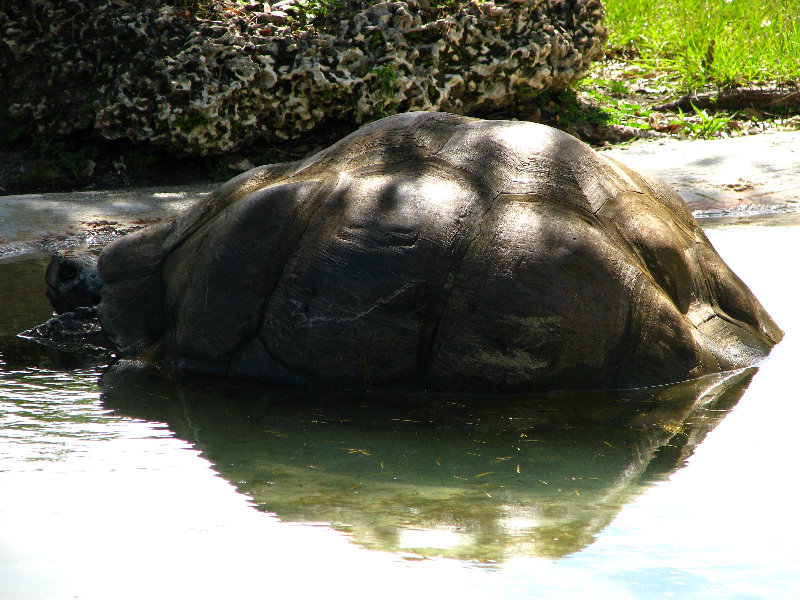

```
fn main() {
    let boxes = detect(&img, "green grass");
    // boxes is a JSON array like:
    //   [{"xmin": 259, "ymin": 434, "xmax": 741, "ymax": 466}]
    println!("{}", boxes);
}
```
[
  {"xmin": 604, "ymin": 0, "xmax": 800, "ymax": 88},
  {"xmin": 676, "ymin": 103, "xmax": 736, "ymax": 136}
]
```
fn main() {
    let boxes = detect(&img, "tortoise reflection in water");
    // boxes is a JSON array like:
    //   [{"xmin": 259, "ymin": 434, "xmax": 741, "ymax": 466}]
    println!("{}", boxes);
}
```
[
  {"xmin": 101, "ymin": 366, "xmax": 756, "ymax": 560},
  {"xmin": 49, "ymin": 112, "xmax": 781, "ymax": 391}
]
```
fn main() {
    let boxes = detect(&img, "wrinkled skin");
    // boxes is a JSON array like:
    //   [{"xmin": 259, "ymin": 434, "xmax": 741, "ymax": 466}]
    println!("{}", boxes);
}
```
[{"xmin": 94, "ymin": 112, "xmax": 782, "ymax": 392}]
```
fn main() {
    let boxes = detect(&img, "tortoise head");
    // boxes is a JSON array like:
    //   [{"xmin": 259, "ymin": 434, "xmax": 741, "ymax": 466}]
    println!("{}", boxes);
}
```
[{"xmin": 45, "ymin": 250, "xmax": 103, "ymax": 314}]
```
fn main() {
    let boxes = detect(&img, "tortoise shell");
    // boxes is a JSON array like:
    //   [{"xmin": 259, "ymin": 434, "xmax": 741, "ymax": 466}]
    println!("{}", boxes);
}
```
[{"xmin": 97, "ymin": 112, "xmax": 782, "ymax": 391}]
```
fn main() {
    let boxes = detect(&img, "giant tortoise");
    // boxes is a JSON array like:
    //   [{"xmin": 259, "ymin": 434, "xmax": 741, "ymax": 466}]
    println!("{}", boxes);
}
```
[{"xmin": 93, "ymin": 111, "xmax": 782, "ymax": 392}]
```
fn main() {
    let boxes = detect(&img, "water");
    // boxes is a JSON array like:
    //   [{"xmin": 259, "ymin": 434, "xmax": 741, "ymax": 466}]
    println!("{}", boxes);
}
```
[{"xmin": 1, "ymin": 216, "xmax": 799, "ymax": 600}]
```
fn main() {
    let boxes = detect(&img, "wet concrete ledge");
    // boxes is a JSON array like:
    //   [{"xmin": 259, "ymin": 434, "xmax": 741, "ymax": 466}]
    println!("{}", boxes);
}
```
[
  {"xmin": 601, "ymin": 130, "xmax": 800, "ymax": 215},
  {"xmin": 0, "ymin": 184, "xmax": 214, "ymax": 259},
  {"xmin": 1, "ymin": 131, "xmax": 798, "ymax": 260}
]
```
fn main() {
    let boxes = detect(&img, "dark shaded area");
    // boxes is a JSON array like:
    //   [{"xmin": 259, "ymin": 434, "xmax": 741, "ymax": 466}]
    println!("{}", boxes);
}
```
[
  {"xmin": 0, "ymin": 119, "xmax": 348, "ymax": 195},
  {"xmin": 0, "ymin": 92, "xmax": 622, "ymax": 196},
  {"xmin": 655, "ymin": 85, "xmax": 800, "ymax": 113}
]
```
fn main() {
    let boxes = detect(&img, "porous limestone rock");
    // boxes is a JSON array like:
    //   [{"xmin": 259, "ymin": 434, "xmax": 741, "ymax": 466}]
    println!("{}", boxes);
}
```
[{"xmin": 0, "ymin": 0, "xmax": 607, "ymax": 154}]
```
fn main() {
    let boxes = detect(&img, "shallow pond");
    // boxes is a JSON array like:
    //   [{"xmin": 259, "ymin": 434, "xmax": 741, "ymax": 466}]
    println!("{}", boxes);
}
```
[{"xmin": 1, "ymin": 215, "xmax": 799, "ymax": 599}]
